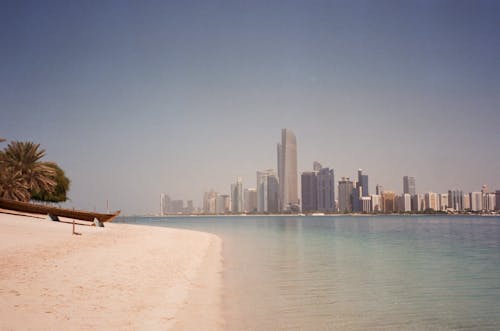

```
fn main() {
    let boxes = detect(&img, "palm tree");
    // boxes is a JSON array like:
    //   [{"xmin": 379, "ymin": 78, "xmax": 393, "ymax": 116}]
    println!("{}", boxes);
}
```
[
  {"xmin": 0, "ymin": 167, "xmax": 30, "ymax": 201},
  {"xmin": 0, "ymin": 141, "xmax": 56, "ymax": 201},
  {"xmin": 31, "ymin": 162, "xmax": 70, "ymax": 203}
]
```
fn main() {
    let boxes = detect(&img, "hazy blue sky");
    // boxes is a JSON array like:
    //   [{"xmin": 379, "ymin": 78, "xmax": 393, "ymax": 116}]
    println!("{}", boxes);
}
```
[{"xmin": 1, "ymin": 0, "xmax": 499, "ymax": 214}]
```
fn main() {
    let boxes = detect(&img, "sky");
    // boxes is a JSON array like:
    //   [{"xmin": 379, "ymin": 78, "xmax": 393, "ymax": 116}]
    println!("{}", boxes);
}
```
[{"xmin": 1, "ymin": 0, "xmax": 499, "ymax": 215}]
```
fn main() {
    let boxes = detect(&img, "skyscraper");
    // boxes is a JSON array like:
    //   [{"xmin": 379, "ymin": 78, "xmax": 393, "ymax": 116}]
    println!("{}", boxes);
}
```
[
  {"xmin": 231, "ymin": 177, "xmax": 243, "ymax": 213},
  {"xmin": 257, "ymin": 169, "xmax": 279, "ymax": 213},
  {"xmin": 381, "ymin": 191, "xmax": 396, "ymax": 213},
  {"xmin": 301, "ymin": 171, "xmax": 318, "ymax": 212},
  {"xmin": 244, "ymin": 188, "xmax": 257, "ymax": 213},
  {"xmin": 353, "ymin": 169, "xmax": 369, "ymax": 212},
  {"xmin": 160, "ymin": 193, "xmax": 167, "ymax": 216},
  {"xmin": 313, "ymin": 161, "xmax": 322, "ymax": 172},
  {"xmin": 317, "ymin": 168, "xmax": 335, "ymax": 212},
  {"xmin": 338, "ymin": 177, "xmax": 354, "ymax": 213},
  {"xmin": 277, "ymin": 129, "xmax": 298, "ymax": 211},
  {"xmin": 403, "ymin": 176, "xmax": 416, "ymax": 195},
  {"xmin": 160, "ymin": 193, "xmax": 171, "ymax": 215},
  {"xmin": 448, "ymin": 190, "xmax": 464, "ymax": 211},
  {"xmin": 471, "ymin": 192, "xmax": 482, "ymax": 211},
  {"xmin": 358, "ymin": 169, "xmax": 369, "ymax": 197}
]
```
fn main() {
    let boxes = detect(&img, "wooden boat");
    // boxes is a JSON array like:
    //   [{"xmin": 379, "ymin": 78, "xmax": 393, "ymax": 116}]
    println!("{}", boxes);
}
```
[{"xmin": 0, "ymin": 198, "xmax": 120, "ymax": 223}]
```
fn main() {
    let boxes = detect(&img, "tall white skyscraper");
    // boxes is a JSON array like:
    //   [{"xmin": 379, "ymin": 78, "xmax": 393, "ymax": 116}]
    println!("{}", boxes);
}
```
[
  {"xmin": 277, "ymin": 128, "xmax": 298, "ymax": 211},
  {"xmin": 231, "ymin": 177, "xmax": 243, "ymax": 213}
]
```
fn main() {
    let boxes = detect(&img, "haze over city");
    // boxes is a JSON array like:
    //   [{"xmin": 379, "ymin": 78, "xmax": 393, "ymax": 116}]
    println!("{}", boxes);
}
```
[{"xmin": 2, "ymin": 1, "xmax": 499, "ymax": 215}]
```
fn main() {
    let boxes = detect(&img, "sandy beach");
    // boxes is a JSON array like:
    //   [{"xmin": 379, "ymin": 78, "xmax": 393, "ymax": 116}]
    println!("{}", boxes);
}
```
[{"xmin": 0, "ymin": 211, "xmax": 222, "ymax": 330}]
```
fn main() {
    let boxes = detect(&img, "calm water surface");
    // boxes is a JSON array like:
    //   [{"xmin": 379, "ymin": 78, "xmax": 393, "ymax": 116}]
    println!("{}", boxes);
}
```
[{"xmin": 119, "ymin": 216, "xmax": 500, "ymax": 330}]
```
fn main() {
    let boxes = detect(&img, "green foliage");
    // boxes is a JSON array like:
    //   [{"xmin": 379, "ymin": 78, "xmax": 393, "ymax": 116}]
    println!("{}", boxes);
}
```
[
  {"xmin": 0, "ymin": 140, "xmax": 69, "ymax": 202},
  {"xmin": 31, "ymin": 163, "xmax": 70, "ymax": 203}
]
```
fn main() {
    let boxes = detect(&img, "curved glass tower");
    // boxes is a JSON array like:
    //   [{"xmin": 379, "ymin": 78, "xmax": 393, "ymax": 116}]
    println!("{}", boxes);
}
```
[{"xmin": 277, "ymin": 128, "xmax": 298, "ymax": 211}]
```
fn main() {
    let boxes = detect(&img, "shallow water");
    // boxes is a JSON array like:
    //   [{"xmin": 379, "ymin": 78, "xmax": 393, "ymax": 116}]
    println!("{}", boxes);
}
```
[{"xmin": 119, "ymin": 215, "xmax": 500, "ymax": 330}]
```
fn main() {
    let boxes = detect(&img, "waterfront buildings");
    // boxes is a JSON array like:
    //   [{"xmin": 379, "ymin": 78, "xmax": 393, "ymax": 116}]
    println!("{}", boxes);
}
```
[
  {"xmin": 301, "ymin": 171, "xmax": 317, "ymax": 213},
  {"xmin": 424, "ymin": 192, "xmax": 438, "ymax": 211},
  {"xmin": 338, "ymin": 177, "xmax": 354, "ymax": 212},
  {"xmin": 277, "ymin": 129, "xmax": 299, "ymax": 211},
  {"xmin": 439, "ymin": 193, "xmax": 449, "ymax": 211},
  {"xmin": 361, "ymin": 196, "xmax": 371, "ymax": 213},
  {"xmin": 371, "ymin": 194, "xmax": 381, "ymax": 212},
  {"xmin": 448, "ymin": 190, "xmax": 464, "ymax": 211},
  {"xmin": 403, "ymin": 193, "xmax": 412, "ymax": 212},
  {"xmin": 244, "ymin": 188, "xmax": 257, "ymax": 213},
  {"xmin": 471, "ymin": 192, "xmax": 482, "ymax": 211},
  {"xmin": 353, "ymin": 169, "xmax": 369, "ymax": 212},
  {"xmin": 317, "ymin": 168, "xmax": 335, "ymax": 212},
  {"xmin": 203, "ymin": 190, "xmax": 218, "ymax": 214},
  {"xmin": 375, "ymin": 184, "xmax": 383, "ymax": 195},
  {"xmin": 381, "ymin": 191, "xmax": 396, "ymax": 213},
  {"xmin": 257, "ymin": 169, "xmax": 279, "ymax": 213},
  {"xmin": 160, "ymin": 193, "xmax": 169, "ymax": 216},
  {"xmin": 496, "ymin": 191, "xmax": 500, "ymax": 211},
  {"xmin": 463, "ymin": 193, "xmax": 471, "ymax": 210},
  {"xmin": 403, "ymin": 176, "xmax": 416, "ymax": 195},
  {"xmin": 231, "ymin": 177, "xmax": 243, "ymax": 213}
]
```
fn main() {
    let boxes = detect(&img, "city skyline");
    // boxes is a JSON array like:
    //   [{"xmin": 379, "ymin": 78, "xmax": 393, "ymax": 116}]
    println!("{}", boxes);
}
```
[{"xmin": 2, "ymin": 1, "xmax": 499, "ymax": 215}]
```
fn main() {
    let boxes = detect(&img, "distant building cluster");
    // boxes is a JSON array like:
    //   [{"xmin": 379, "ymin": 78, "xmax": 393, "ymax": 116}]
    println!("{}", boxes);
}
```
[
  {"xmin": 159, "ymin": 193, "xmax": 194, "ymax": 215},
  {"xmin": 160, "ymin": 129, "xmax": 499, "ymax": 215}
]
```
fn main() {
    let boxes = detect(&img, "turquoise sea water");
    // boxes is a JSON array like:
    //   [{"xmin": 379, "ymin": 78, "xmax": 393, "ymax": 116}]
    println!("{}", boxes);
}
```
[{"xmin": 118, "ymin": 216, "xmax": 500, "ymax": 330}]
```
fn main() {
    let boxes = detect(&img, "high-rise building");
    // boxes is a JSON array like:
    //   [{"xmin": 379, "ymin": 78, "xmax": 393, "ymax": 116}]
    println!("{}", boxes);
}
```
[
  {"xmin": 463, "ymin": 193, "xmax": 471, "ymax": 210},
  {"xmin": 403, "ymin": 193, "xmax": 412, "ymax": 212},
  {"xmin": 185, "ymin": 200, "xmax": 194, "ymax": 214},
  {"xmin": 485, "ymin": 193, "xmax": 496, "ymax": 211},
  {"xmin": 170, "ymin": 200, "xmax": 184, "ymax": 214},
  {"xmin": 231, "ymin": 177, "xmax": 243, "ymax": 213},
  {"xmin": 203, "ymin": 190, "xmax": 218, "ymax": 214},
  {"xmin": 403, "ymin": 176, "xmax": 416, "ymax": 195},
  {"xmin": 267, "ymin": 175, "xmax": 280, "ymax": 213},
  {"xmin": 358, "ymin": 169, "xmax": 369, "ymax": 197},
  {"xmin": 361, "ymin": 196, "xmax": 371, "ymax": 213},
  {"xmin": 471, "ymin": 192, "xmax": 482, "ymax": 211},
  {"xmin": 338, "ymin": 177, "xmax": 354, "ymax": 212},
  {"xmin": 448, "ymin": 190, "xmax": 464, "ymax": 211},
  {"xmin": 424, "ymin": 192, "xmax": 438, "ymax": 211},
  {"xmin": 244, "ymin": 188, "xmax": 257, "ymax": 213},
  {"xmin": 317, "ymin": 168, "xmax": 335, "ymax": 212},
  {"xmin": 160, "ymin": 193, "xmax": 170, "ymax": 216},
  {"xmin": 353, "ymin": 169, "xmax": 369, "ymax": 212},
  {"xmin": 371, "ymin": 194, "xmax": 381, "ymax": 212},
  {"xmin": 215, "ymin": 194, "xmax": 230, "ymax": 214},
  {"xmin": 439, "ymin": 193, "xmax": 449, "ymax": 211},
  {"xmin": 375, "ymin": 184, "xmax": 383, "ymax": 195},
  {"xmin": 257, "ymin": 169, "xmax": 279, "ymax": 213},
  {"xmin": 313, "ymin": 161, "xmax": 322, "ymax": 172},
  {"xmin": 496, "ymin": 190, "xmax": 500, "ymax": 211},
  {"xmin": 301, "ymin": 171, "xmax": 318, "ymax": 212},
  {"xmin": 381, "ymin": 191, "xmax": 396, "ymax": 213},
  {"xmin": 277, "ymin": 129, "xmax": 299, "ymax": 211}
]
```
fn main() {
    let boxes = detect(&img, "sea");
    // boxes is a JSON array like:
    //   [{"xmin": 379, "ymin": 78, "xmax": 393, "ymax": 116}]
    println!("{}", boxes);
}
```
[{"xmin": 118, "ymin": 215, "xmax": 500, "ymax": 330}]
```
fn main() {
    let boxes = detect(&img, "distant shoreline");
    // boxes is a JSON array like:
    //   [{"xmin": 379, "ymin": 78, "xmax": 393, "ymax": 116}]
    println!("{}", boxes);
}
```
[{"xmin": 122, "ymin": 212, "xmax": 500, "ymax": 218}]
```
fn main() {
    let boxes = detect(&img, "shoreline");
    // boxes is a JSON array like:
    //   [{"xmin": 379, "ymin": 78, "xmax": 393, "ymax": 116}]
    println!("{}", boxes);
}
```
[{"xmin": 0, "ymin": 211, "xmax": 222, "ymax": 330}]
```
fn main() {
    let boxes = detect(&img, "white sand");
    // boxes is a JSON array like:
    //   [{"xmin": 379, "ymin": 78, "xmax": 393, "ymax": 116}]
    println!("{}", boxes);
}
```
[{"xmin": 0, "ymin": 212, "xmax": 223, "ymax": 330}]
